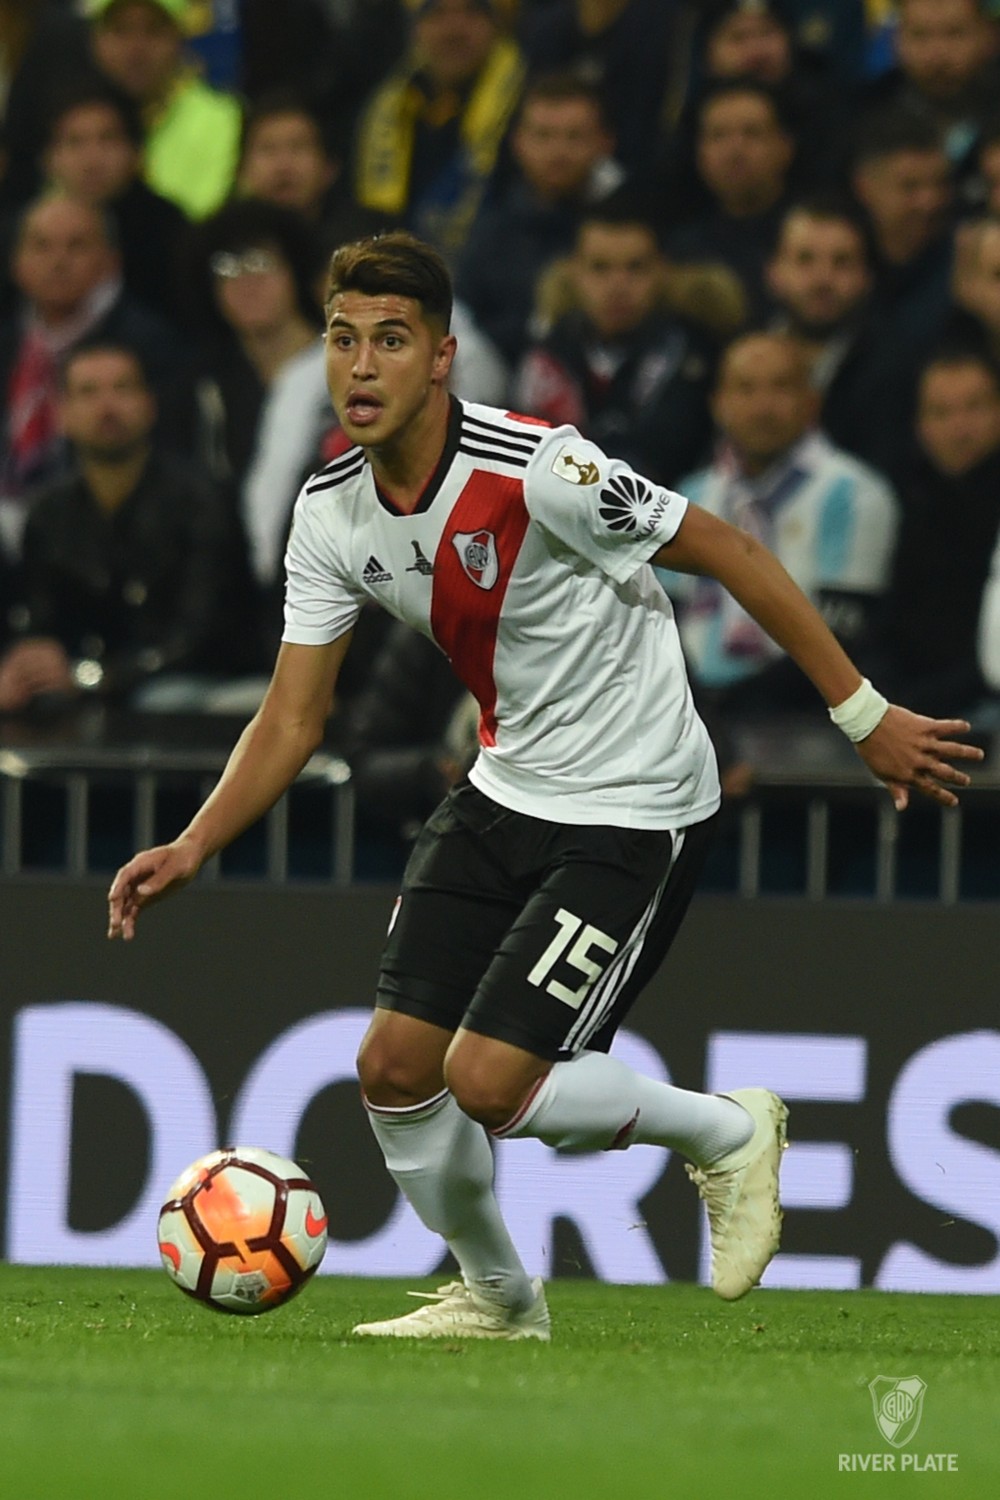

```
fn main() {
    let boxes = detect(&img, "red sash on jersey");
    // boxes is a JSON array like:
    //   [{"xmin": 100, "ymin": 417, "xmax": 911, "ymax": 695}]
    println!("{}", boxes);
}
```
[{"xmin": 430, "ymin": 472, "xmax": 529, "ymax": 747}]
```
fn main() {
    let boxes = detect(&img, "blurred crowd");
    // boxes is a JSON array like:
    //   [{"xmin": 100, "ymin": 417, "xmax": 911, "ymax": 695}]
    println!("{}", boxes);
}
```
[{"xmin": 2, "ymin": 0, "xmax": 1000, "ymax": 841}]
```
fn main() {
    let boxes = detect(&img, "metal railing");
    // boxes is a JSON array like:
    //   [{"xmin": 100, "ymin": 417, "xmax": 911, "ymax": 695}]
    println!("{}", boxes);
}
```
[{"xmin": 1, "ymin": 711, "xmax": 998, "ymax": 899}]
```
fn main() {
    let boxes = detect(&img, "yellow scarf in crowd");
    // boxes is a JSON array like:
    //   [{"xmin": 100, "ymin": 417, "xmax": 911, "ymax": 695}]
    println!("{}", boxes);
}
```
[{"xmin": 356, "ymin": 37, "xmax": 524, "ymax": 219}]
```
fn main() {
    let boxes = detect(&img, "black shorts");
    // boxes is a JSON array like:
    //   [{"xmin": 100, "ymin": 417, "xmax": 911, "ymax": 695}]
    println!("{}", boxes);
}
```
[{"xmin": 376, "ymin": 783, "xmax": 717, "ymax": 1062}]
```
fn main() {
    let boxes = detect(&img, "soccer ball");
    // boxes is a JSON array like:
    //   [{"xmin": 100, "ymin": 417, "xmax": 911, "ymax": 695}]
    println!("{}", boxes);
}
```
[{"xmin": 157, "ymin": 1145, "xmax": 328, "ymax": 1314}]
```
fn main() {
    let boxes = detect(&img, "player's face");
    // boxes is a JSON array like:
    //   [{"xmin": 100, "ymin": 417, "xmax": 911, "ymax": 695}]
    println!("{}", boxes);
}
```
[
  {"xmin": 46, "ymin": 103, "xmax": 138, "ymax": 205},
  {"xmin": 572, "ymin": 224, "xmax": 663, "ymax": 340},
  {"xmin": 768, "ymin": 213, "xmax": 872, "ymax": 336},
  {"xmin": 512, "ymin": 98, "xmax": 612, "ymax": 201},
  {"xmin": 238, "ymin": 114, "xmax": 336, "ymax": 213},
  {"xmin": 897, "ymin": 0, "xmax": 997, "ymax": 102},
  {"xmin": 918, "ymin": 361, "xmax": 1000, "ymax": 475},
  {"xmin": 92, "ymin": 1, "xmax": 183, "ymax": 104},
  {"xmin": 324, "ymin": 291, "xmax": 456, "ymax": 447},
  {"xmin": 60, "ymin": 349, "xmax": 156, "ymax": 459},
  {"xmin": 706, "ymin": 12, "xmax": 792, "ymax": 85},
  {"xmin": 713, "ymin": 336, "xmax": 819, "ymax": 470}
]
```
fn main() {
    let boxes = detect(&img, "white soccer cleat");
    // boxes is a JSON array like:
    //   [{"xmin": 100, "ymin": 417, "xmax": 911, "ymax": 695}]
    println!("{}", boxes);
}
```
[
  {"xmin": 352, "ymin": 1278, "xmax": 551, "ymax": 1341},
  {"xmin": 685, "ymin": 1088, "xmax": 788, "ymax": 1301}
]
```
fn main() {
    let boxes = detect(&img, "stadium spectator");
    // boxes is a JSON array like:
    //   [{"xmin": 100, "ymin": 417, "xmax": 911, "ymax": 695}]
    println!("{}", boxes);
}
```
[
  {"xmin": 236, "ymin": 91, "xmax": 383, "ymax": 256},
  {"xmin": 0, "ymin": 192, "xmax": 191, "ymax": 566},
  {"xmin": 661, "ymin": 331, "xmax": 898, "ymax": 711},
  {"xmin": 850, "ymin": 106, "xmax": 955, "ymax": 348},
  {"xmin": 873, "ymin": 350, "xmax": 1000, "ymax": 716},
  {"xmin": 353, "ymin": 0, "xmax": 524, "ymax": 264},
  {"xmin": 765, "ymin": 192, "xmax": 920, "ymax": 474},
  {"xmin": 88, "ymin": 0, "xmax": 242, "ymax": 219},
  {"xmin": 950, "ymin": 212, "xmax": 1000, "ymax": 360},
  {"xmin": 0, "ymin": 342, "xmax": 249, "ymax": 713},
  {"xmin": 39, "ymin": 81, "xmax": 188, "ymax": 324},
  {"xmin": 661, "ymin": 0, "xmax": 848, "ymax": 218},
  {"xmin": 518, "ymin": 0, "xmax": 680, "ymax": 176},
  {"xmin": 0, "ymin": 1, "xmax": 94, "ymax": 210},
  {"xmin": 186, "ymin": 199, "xmax": 332, "ymax": 655},
  {"xmin": 513, "ymin": 200, "xmax": 739, "ymax": 482},
  {"xmin": 456, "ymin": 72, "xmax": 624, "ymax": 365},
  {"xmin": 664, "ymin": 80, "xmax": 797, "ymax": 321},
  {"xmin": 858, "ymin": 0, "xmax": 1000, "ymax": 194}
]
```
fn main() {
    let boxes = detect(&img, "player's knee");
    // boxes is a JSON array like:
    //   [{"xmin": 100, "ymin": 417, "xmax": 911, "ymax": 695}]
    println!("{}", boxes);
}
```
[
  {"xmin": 444, "ymin": 1051, "xmax": 534, "ymax": 1130},
  {"xmin": 356, "ymin": 1029, "xmax": 434, "ymax": 1107}
]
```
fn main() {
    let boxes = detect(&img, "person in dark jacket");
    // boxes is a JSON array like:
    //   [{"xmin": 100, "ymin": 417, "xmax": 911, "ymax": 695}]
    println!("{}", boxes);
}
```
[
  {"xmin": 0, "ymin": 191, "xmax": 194, "ymax": 565},
  {"xmin": 870, "ymin": 348, "xmax": 1000, "ymax": 716},
  {"xmin": 456, "ymin": 71, "xmax": 624, "ymax": 365},
  {"xmin": 765, "ymin": 191, "xmax": 925, "ymax": 476},
  {"xmin": 39, "ymin": 79, "xmax": 188, "ymax": 326},
  {"xmin": 512, "ymin": 199, "xmax": 739, "ymax": 483},
  {"xmin": 0, "ymin": 341, "xmax": 251, "ymax": 712}
]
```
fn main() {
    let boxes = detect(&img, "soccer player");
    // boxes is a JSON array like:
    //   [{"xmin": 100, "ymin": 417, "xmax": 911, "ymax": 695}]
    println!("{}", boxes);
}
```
[{"xmin": 108, "ymin": 232, "xmax": 982, "ymax": 1341}]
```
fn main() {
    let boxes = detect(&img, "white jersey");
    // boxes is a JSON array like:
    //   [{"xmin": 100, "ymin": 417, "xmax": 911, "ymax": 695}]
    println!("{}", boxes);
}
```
[{"xmin": 283, "ymin": 399, "xmax": 719, "ymax": 830}]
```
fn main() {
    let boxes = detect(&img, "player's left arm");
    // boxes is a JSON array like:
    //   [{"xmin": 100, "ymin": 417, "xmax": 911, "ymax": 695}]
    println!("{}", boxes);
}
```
[{"xmin": 655, "ymin": 504, "xmax": 984, "ymax": 809}]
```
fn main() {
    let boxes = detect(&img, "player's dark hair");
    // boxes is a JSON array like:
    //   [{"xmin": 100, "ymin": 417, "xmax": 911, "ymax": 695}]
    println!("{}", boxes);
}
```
[
  {"xmin": 851, "ymin": 106, "xmax": 945, "ymax": 171},
  {"xmin": 325, "ymin": 231, "xmax": 453, "ymax": 331}
]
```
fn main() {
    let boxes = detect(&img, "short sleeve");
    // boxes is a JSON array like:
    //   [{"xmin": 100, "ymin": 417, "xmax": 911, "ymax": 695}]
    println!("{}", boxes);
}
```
[
  {"xmin": 282, "ymin": 487, "xmax": 363, "ymax": 646},
  {"xmin": 524, "ymin": 428, "xmax": 688, "ymax": 584}
]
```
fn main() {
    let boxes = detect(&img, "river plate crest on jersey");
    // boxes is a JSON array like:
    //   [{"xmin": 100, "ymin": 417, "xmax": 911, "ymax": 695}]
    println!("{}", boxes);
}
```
[{"xmin": 452, "ymin": 529, "xmax": 499, "ymax": 590}]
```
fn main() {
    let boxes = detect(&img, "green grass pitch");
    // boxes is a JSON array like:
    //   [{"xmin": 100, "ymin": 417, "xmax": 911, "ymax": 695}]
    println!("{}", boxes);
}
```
[{"xmin": 0, "ymin": 1268, "xmax": 996, "ymax": 1500}]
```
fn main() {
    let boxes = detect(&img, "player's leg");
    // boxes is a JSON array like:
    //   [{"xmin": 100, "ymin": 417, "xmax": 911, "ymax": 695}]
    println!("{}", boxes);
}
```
[
  {"xmin": 443, "ymin": 813, "xmax": 787, "ymax": 1300},
  {"xmin": 352, "ymin": 790, "xmax": 547, "ymax": 1340}
]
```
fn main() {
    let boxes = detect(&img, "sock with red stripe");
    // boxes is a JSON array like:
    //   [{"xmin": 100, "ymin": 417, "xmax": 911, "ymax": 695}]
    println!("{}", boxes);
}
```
[
  {"xmin": 366, "ymin": 1087, "xmax": 536, "ymax": 1313},
  {"xmin": 494, "ymin": 1050, "xmax": 753, "ymax": 1165}
]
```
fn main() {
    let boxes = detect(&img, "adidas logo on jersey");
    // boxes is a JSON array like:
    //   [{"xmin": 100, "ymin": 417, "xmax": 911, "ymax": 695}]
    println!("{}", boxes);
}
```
[
  {"xmin": 363, "ymin": 555, "xmax": 393, "ymax": 584},
  {"xmin": 598, "ymin": 473, "xmax": 669, "ymax": 537}
]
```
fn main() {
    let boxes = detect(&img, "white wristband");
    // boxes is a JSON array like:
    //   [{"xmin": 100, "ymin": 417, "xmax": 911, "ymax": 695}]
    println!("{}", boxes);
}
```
[{"xmin": 828, "ymin": 677, "xmax": 889, "ymax": 743}]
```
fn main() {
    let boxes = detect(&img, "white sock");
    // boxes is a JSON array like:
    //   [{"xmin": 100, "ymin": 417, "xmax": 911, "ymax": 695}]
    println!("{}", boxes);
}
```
[
  {"xmin": 495, "ymin": 1050, "xmax": 753, "ymax": 1167},
  {"xmin": 366, "ymin": 1088, "xmax": 536, "ymax": 1312}
]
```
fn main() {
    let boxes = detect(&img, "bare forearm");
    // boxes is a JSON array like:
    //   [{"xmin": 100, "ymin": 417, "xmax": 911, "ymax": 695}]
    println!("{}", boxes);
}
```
[
  {"xmin": 723, "ymin": 532, "xmax": 861, "ymax": 706},
  {"xmin": 658, "ymin": 516, "xmax": 862, "ymax": 707},
  {"xmin": 181, "ymin": 709, "xmax": 321, "ymax": 863}
]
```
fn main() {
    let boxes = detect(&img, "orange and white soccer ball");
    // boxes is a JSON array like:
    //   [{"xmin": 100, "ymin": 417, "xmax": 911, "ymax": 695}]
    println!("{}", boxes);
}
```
[{"xmin": 157, "ymin": 1146, "xmax": 328, "ymax": 1314}]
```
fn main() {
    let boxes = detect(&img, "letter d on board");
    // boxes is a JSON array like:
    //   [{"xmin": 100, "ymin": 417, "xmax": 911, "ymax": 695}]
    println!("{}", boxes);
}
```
[{"xmin": 7, "ymin": 1003, "xmax": 216, "ymax": 1266}]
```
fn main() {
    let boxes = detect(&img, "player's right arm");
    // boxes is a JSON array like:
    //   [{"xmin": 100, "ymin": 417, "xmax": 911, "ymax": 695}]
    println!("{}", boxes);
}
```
[{"xmin": 107, "ymin": 633, "xmax": 352, "ymax": 940}]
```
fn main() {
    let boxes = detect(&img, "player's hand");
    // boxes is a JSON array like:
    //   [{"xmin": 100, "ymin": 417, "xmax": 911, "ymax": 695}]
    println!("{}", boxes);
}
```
[
  {"xmin": 854, "ymin": 705, "xmax": 984, "ymax": 811},
  {"xmin": 107, "ymin": 837, "xmax": 204, "ymax": 941}
]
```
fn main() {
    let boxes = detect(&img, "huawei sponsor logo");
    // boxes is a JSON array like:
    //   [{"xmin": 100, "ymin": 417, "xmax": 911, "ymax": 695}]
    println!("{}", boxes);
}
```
[{"xmin": 598, "ymin": 473, "xmax": 669, "ymax": 536}]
